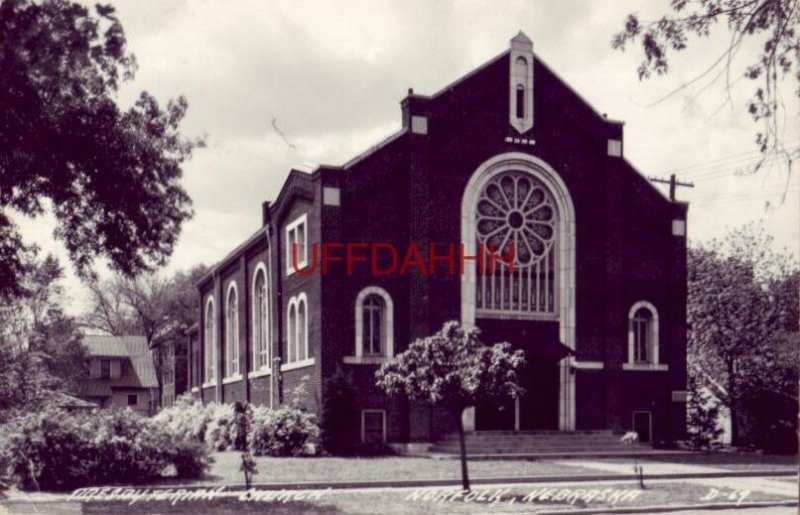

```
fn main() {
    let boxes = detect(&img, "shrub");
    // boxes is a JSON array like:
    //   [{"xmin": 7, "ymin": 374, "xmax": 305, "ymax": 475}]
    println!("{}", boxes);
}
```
[
  {"xmin": 0, "ymin": 407, "xmax": 212, "ymax": 491},
  {"xmin": 687, "ymin": 375, "xmax": 723, "ymax": 451},
  {"xmin": 248, "ymin": 405, "xmax": 321, "ymax": 457},
  {"xmin": 152, "ymin": 394, "xmax": 212, "ymax": 443},
  {"xmin": 153, "ymin": 395, "xmax": 246, "ymax": 451}
]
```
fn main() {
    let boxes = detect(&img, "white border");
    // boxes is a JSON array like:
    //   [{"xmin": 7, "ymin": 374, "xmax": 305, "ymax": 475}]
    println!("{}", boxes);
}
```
[
  {"xmin": 285, "ymin": 292, "xmax": 309, "ymax": 365},
  {"xmin": 251, "ymin": 262, "xmax": 271, "ymax": 373},
  {"xmin": 351, "ymin": 286, "xmax": 394, "ymax": 363},
  {"xmin": 361, "ymin": 409, "xmax": 388, "ymax": 444},
  {"xmin": 627, "ymin": 300, "xmax": 660, "ymax": 367},
  {"xmin": 285, "ymin": 213, "xmax": 308, "ymax": 276},
  {"xmin": 461, "ymin": 152, "xmax": 577, "ymax": 431},
  {"xmin": 202, "ymin": 295, "xmax": 216, "ymax": 387},
  {"xmin": 225, "ymin": 281, "xmax": 240, "ymax": 378}
]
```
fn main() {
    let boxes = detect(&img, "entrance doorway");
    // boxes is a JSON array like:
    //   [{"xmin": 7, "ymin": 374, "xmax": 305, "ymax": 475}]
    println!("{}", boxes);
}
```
[
  {"xmin": 475, "ymin": 358, "xmax": 559, "ymax": 431},
  {"xmin": 633, "ymin": 411, "xmax": 652, "ymax": 443}
]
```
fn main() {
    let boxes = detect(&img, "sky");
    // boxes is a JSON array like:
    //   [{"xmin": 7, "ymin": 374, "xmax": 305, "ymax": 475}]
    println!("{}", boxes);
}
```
[{"xmin": 15, "ymin": 0, "xmax": 800, "ymax": 315}]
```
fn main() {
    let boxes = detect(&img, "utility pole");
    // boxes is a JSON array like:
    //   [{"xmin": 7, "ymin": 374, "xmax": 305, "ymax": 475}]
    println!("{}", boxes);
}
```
[{"xmin": 648, "ymin": 174, "xmax": 695, "ymax": 201}]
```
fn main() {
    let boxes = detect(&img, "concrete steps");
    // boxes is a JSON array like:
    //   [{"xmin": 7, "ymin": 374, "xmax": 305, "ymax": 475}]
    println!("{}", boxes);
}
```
[{"xmin": 428, "ymin": 430, "xmax": 652, "ymax": 456}]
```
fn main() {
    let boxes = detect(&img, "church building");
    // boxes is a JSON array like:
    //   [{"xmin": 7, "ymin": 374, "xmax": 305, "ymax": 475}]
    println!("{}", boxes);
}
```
[{"xmin": 188, "ymin": 32, "xmax": 689, "ymax": 450}]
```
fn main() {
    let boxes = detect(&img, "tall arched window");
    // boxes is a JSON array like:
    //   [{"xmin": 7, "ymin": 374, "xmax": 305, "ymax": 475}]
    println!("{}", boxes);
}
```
[
  {"xmin": 475, "ymin": 171, "xmax": 558, "ymax": 317},
  {"xmin": 627, "ymin": 301, "xmax": 659, "ymax": 365},
  {"xmin": 352, "ymin": 286, "xmax": 394, "ymax": 362},
  {"xmin": 362, "ymin": 294, "xmax": 384, "ymax": 355},
  {"xmin": 252, "ymin": 264, "xmax": 269, "ymax": 371},
  {"xmin": 225, "ymin": 283, "xmax": 240, "ymax": 377},
  {"xmin": 285, "ymin": 293, "xmax": 309, "ymax": 364},
  {"xmin": 297, "ymin": 297, "xmax": 307, "ymax": 360},
  {"xmin": 204, "ymin": 297, "xmax": 216, "ymax": 384}
]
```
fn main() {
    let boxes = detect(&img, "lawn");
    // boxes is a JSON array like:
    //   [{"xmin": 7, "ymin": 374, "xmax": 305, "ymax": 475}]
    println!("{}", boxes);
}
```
[
  {"xmin": 163, "ymin": 452, "xmax": 601, "ymax": 486},
  {"xmin": 6, "ymin": 480, "xmax": 793, "ymax": 514}
]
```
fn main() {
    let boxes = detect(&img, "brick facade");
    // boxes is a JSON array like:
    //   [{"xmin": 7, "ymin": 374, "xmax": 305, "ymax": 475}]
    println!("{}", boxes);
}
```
[{"xmin": 184, "ymin": 33, "xmax": 688, "ymax": 448}]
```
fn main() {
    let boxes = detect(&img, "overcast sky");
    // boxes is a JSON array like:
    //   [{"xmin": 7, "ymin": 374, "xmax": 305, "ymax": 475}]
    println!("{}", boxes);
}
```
[{"xmin": 16, "ymin": 0, "xmax": 799, "ymax": 314}]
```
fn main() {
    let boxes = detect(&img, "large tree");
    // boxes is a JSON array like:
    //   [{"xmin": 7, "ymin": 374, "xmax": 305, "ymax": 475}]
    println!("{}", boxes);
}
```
[
  {"xmin": 612, "ymin": 0, "xmax": 799, "ymax": 178},
  {"xmin": 82, "ymin": 264, "xmax": 208, "ymax": 405},
  {"xmin": 376, "ymin": 321, "xmax": 525, "ymax": 491},
  {"xmin": 0, "ymin": 251, "xmax": 87, "ymax": 416},
  {"xmin": 688, "ymin": 222, "xmax": 798, "ymax": 446},
  {"xmin": 0, "ymin": 0, "xmax": 200, "ymax": 298}
]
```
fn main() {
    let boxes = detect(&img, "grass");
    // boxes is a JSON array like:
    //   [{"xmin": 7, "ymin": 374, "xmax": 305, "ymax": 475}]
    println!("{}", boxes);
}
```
[
  {"xmin": 7, "ymin": 480, "xmax": 794, "ymax": 514},
  {"xmin": 619, "ymin": 452, "xmax": 798, "ymax": 471},
  {"xmin": 164, "ymin": 452, "xmax": 601, "ymax": 486}
]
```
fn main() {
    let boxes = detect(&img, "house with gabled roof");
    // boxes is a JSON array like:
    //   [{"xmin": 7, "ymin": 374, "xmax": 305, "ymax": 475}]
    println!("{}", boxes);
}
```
[{"xmin": 78, "ymin": 334, "xmax": 159, "ymax": 416}]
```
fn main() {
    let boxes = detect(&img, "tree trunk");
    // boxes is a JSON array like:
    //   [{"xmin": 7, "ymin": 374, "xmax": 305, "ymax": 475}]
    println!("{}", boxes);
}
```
[
  {"xmin": 727, "ymin": 360, "xmax": 738, "ymax": 446},
  {"xmin": 456, "ymin": 409, "xmax": 470, "ymax": 491}
]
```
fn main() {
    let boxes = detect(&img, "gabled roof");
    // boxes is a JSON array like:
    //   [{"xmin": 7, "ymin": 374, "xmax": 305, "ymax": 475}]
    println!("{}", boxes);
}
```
[
  {"xmin": 78, "ymin": 335, "xmax": 158, "ymax": 395},
  {"xmin": 83, "ymin": 334, "xmax": 149, "ymax": 357}
]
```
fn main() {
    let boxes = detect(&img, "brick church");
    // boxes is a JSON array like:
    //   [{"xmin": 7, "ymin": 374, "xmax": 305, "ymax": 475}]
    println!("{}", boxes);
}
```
[{"xmin": 187, "ymin": 32, "xmax": 689, "ymax": 449}]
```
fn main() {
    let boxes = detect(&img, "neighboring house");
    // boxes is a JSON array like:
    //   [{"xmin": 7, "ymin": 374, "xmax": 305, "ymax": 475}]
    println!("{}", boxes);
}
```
[
  {"xmin": 188, "ymin": 32, "xmax": 688, "ymax": 449},
  {"xmin": 78, "ymin": 335, "xmax": 159, "ymax": 416}
]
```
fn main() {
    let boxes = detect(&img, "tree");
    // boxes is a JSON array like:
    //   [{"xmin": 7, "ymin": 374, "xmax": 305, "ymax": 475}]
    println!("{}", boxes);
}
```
[
  {"xmin": 612, "ymin": 0, "xmax": 799, "ymax": 181},
  {"xmin": 82, "ymin": 264, "xmax": 208, "ymax": 406},
  {"xmin": 0, "ymin": 0, "xmax": 201, "ymax": 298},
  {"xmin": 0, "ymin": 252, "xmax": 87, "ymax": 416},
  {"xmin": 375, "ymin": 321, "xmax": 525, "ymax": 490},
  {"xmin": 688, "ymin": 222, "xmax": 798, "ymax": 446}
]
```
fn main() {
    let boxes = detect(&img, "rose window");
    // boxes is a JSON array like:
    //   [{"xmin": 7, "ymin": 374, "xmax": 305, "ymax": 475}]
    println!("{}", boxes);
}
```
[{"xmin": 476, "ymin": 172, "xmax": 556, "ymax": 268}]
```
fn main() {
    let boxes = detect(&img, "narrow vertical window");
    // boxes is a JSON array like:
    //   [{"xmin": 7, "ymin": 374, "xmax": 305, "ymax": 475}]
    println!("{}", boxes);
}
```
[
  {"xmin": 226, "ymin": 284, "xmax": 239, "ymax": 377},
  {"xmin": 516, "ymin": 85, "xmax": 525, "ymax": 119},
  {"xmin": 633, "ymin": 307, "xmax": 652, "ymax": 363},
  {"xmin": 252, "ymin": 265, "xmax": 269, "ymax": 371},
  {"xmin": 204, "ymin": 298, "xmax": 215, "ymax": 383},
  {"xmin": 363, "ymin": 294, "xmax": 385, "ymax": 355},
  {"xmin": 287, "ymin": 301, "xmax": 297, "ymax": 363},
  {"xmin": 297, "ymin": 298, "xmax": 307, "ymax": 360}
]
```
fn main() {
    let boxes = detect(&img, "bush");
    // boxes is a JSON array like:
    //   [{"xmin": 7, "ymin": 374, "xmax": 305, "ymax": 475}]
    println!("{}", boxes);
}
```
[
  {"xmin": 153, "ymin": 395, "xmax": 249, "ymax": 451},
  {"xmin": 152, "ymin": 394, "xmax": 214, "ymax": 443},
  {"xmin": 687, "ymin": 375, "xmax": 723, "ymax": 451},
  {"xmin": 248, "ymin": 405, "xmax": 321, "ymax": 457},
  {"xmin": 0, "ymin": 407, "xmax": 212, "ymax": 491}
]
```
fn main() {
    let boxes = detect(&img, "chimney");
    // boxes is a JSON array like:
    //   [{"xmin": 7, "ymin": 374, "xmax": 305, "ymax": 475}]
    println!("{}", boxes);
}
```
[{"xmin": 261, "ymin": 201, "xmax": 271, "ymax": 226}]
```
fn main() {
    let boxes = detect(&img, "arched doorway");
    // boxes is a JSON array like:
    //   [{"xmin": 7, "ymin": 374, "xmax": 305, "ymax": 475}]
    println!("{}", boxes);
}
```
[{"xmin": 460, "ymin": 152, "xmax": 576, "ymax": 431}]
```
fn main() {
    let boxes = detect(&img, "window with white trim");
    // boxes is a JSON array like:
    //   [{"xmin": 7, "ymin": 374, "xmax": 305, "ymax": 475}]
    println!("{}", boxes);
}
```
[
  {"xmin": 204, "ymin": 297, "xmax": 216, "ymax": 383},
  {"xmin": 475, "ymin": 171, "xmax": 558, "ymax": 317},
  {"xmin": 225, "ymin": 283, "xmax": 240, "ymax": 377},
  {"xmin": 252, "ymin": 264, "xmax": 270, "ymax": 371},
  {"xmin": 285, "ymin": 214, "xmax": 308, "ymax": 275},
  {"xmin": 362, "ymin": 410, "xmax": 387, "ymax": 444},
  {"xmin": 628, "ymin": 301, "xmax": 659, "ymax": 365},
  {"xmin": 353, "ymin": 286, "xmax": 394, "ymax": 360},
  {"xmin": 285, "ymin": 293, "xmax": 309, "ymax": 364}
]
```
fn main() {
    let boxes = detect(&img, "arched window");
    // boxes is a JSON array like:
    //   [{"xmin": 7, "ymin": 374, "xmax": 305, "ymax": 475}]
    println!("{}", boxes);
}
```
[
  {"xmin": 252, "ymin": 264, "xmax": 269, "ymax": 371},
  {"xmin": 627, "ymin": 301, "xmax": 659, "ymax": 365},
  {"xmin": 204, "ymin": 297, "xmax": 216, "ymax": 384},
  {"xmin": 475, "ymin": 171, "xmax": 558, "ymax": 317},
  {"xmin": 353, "ymin": 286, "xmax": 394, "ymax": 361},
  {"xmin": 287, "ymin": 301, "xmax": 296, "ymax": 363},
  {"xmin": 362, "ymin": 294, "xmax": 384, "ymax": 355},
  {"xmin": 297, "ymin": 297, "xmax": 307, "ymax": 360},
  {"xmin": 285, "ymin": 293, "xmax": 309, "ymax": 364},
  {"xmin": 225, "ymin": 283, "xmax": 240, "ymax": 377}
]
